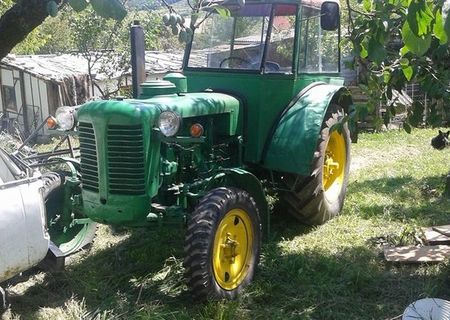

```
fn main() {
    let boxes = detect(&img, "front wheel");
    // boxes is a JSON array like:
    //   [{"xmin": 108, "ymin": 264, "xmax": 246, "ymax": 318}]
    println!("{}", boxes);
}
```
[
  {"xmin": 184, "ymin": 187, "xmax": 262, "ymax": 300},
  {"xmin": 282, "ymin": 104, "xmax": 351, "ymax": 225}
]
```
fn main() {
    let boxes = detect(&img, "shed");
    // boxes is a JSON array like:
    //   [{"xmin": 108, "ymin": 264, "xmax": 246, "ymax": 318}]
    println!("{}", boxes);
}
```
[
  {"xmin": 0, "ymin": 54, "xmax": 97, "ymax": 138},
  {"xmin": 0, "ymin": 51, "xmax": 185, "ymax": 140}
]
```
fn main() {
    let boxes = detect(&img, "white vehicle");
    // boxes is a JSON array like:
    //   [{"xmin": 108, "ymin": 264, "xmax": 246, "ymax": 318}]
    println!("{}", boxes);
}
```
[{"xmin": 0, "ymin": 149, "xmax": 50, "ymax": 310}]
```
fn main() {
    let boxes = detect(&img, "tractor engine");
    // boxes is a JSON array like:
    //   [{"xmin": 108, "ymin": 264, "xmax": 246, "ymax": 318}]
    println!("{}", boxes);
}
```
[{"xmin": 72, "ymin": 76, "xmax": 242, "ymax": 226}]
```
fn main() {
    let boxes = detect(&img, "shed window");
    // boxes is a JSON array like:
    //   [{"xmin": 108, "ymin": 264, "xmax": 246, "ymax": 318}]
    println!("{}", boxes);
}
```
[{"xmin": 3, "ymin": 86, "xmax": 17, "ymax": 111}]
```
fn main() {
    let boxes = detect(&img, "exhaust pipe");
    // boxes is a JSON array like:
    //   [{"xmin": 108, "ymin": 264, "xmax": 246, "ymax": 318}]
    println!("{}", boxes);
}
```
[{"xmin": 130, "ymin": 20, "xmax": 146, "ymax": 98}]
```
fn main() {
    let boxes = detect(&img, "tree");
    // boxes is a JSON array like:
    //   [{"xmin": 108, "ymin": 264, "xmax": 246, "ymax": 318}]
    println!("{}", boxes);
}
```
[
  {"xmin": 0, "ymin": 0, "xmax": 59, "ymax": 59},
  {"xmin": 345, "ymin": 0, "xmax": 450, "ymax": 130},
  {"xmin": 0, "ymin": 0, "xmax": 126, "ymax": 60}
]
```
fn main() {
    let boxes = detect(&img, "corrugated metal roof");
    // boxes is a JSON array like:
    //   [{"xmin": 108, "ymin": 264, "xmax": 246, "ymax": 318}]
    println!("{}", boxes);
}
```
[
  {"xmin": 1, "ymin": 51, "xmax": 186, "ymax": 82},
  {"xmin": 1, "ymin": 54, "xmax": 90, "ymax": 81},
  {"xmin": 144, "ymin": 51, "xmax": 183, "ymax": 74}
]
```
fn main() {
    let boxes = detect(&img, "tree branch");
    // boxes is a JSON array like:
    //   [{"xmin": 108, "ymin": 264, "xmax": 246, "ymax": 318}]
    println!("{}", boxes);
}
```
[{"xmin": 0, "ymin": 0, "xmax": 62, "ymax": 60}]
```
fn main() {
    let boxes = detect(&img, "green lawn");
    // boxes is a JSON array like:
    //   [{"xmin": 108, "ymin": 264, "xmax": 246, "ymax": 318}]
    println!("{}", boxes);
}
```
[{"xmin": 3, "ymin": 128, "xmax": 450, "ymax": 320}]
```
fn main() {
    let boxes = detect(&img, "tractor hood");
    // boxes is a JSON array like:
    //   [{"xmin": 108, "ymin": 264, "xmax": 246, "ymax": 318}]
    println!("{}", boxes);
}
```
[
  {"xmin": 76, "ymin": 91, "xmax": 241, "ymax": 226},
  {"xmin": 77, "ymin": 92, "xmax": 241, "ymax": 135}
]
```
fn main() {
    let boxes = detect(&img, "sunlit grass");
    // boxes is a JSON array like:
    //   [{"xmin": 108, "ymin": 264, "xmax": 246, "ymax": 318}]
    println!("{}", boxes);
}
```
[{"xmin": 3, "ymin": 128, "xmax": 450, "ymax": 319}]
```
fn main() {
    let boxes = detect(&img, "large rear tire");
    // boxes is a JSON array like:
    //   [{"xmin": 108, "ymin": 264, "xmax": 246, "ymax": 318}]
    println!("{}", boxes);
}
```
[
  {"xmin": 282, "ymin": 104, "xmax": 351, "ymax": 225},
  {"xmin": 184, "ymin": 187, "xmax": 262, "ymax": 300},
  {"xmin": 42, "ymin": 172, "xmax": 97, "ymax": 256}
]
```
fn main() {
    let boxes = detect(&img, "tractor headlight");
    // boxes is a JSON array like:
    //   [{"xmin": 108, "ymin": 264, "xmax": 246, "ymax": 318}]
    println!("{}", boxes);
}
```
[
  {"xmin": 55, "ymin": 106, "xmax": 76, "ymax": 131},
  {"xmin": 158, "ymin": 111, "xmax": 181, "ymax": 137}
]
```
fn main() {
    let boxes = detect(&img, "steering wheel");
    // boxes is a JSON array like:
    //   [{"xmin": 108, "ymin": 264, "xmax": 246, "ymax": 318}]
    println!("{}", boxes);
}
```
[
  {"xmin": 265, "ymin": 61, "xmax": 281, "ymax": 72},
  {"xmin": 219, "ymin": 56, "xmax": 251, "ymax": 68}
]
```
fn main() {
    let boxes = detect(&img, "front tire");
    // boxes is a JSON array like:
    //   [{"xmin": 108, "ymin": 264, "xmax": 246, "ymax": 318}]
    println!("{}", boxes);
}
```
[
  {"xmin": 282, "ymin": 104, "xmax": 351, "ymax": 225},
  {"xmin": 184, "ymin": 187, "xmax": 262, "ymax": 300}
]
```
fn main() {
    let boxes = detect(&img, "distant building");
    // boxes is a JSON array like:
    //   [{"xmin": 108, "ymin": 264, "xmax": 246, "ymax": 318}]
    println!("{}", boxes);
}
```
[{"xmin": 0, "ymin": 51, "xmax": 184, "ymax": 139}]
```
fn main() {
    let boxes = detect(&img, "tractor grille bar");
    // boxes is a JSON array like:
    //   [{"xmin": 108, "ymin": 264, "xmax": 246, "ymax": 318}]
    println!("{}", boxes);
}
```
[
  {"xmin": 107, "ymin": 124, "xmax": 146, "ymax": 195},
  {"xmin": 79, "ymin": 122, "xmax": 99, "ymax": 192}
]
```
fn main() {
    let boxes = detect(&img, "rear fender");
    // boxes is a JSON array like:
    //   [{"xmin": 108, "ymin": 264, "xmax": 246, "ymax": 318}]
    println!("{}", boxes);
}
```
[{"xmin": 263, "ymin": 83, "xmax": 352, "ymax": 176}]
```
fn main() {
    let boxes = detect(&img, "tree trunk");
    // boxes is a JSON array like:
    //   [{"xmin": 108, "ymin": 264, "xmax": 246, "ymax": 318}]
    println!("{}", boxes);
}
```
[{"xmin": 0, "ymin": 0, "xmax": 54, "ymax": 60}]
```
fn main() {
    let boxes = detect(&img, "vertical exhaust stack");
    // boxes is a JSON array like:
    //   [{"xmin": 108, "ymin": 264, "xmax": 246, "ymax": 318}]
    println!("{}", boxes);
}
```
[{"xmin": 130, "ymin": 20, "xmax": 146, "ymax": 99}]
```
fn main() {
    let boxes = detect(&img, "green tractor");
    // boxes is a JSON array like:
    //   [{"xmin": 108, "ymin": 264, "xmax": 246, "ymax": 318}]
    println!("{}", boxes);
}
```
[{"xmin": 51, "ymin": 0, "xmax": 352, "ymax": 300}]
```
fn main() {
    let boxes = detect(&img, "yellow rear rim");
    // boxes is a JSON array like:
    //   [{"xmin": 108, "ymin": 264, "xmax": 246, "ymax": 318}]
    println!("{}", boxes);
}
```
[
  {"xmin": 212, "ymin": 208, "xmax": 253, "ymax": 290},
  {"xmin": 322, "ymin": 130, "xmax": 347, "ymax": 201}
]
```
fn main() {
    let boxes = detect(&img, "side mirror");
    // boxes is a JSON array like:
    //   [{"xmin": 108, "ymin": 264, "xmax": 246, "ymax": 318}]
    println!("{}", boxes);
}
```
[{"xmin": 321, "ymin": 1, "xmax": 339, "ymax": 31}]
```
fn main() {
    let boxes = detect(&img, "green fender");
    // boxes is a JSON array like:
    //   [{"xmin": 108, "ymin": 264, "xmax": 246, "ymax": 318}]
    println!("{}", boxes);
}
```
[
  {"xmin": 263, "ymin": 83, "xmax": 352, "ymax": 176},
  {"xmin": 215, "ymin": 168, "xmax": 270, "ymax": 238}
]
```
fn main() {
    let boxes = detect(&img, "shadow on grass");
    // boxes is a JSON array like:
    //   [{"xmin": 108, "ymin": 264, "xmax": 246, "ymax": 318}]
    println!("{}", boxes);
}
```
[
  {"xmin": 6, "ymin": 209, "xmax": 316, "ymax": 319},
  {"xmin": 5, "ymin": 179, "xmax": 450, "ymax": 319},
  {"xmin": 6, "ymin": 227, "xmax": 193, "ymax": 318},
  {"xmin": 252, "ymin": 243, "xmax": 450, "ymax": 319},
  {"xmin": 347, "ymin": 174, "xmax": 450, "ymax": 225}
]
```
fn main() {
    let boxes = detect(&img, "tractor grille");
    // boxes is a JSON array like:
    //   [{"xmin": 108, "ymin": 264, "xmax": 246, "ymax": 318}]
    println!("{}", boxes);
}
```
[
  {"xmin": 79, "ymin": 122, "xmax": 99, "ymax": 192},
  {"xmin": 107, "ymin": 124, "xmax": 146, "ymax": 195}
]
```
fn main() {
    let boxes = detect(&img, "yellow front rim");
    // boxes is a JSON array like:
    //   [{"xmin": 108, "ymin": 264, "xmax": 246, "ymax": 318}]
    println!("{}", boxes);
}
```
[
  {"xmin": 212, "ymin": 208, "xmax": 253, "ymax": 290},
  {"xmin": 322, "ymin": 130, "xmax": 347, "ymax": 201}
]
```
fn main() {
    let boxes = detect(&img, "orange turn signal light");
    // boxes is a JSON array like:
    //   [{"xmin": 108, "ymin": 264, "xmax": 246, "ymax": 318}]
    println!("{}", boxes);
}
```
[
  {"xmin": 190, "ymin": 123, "xmax": 204, "ymax": 138},
  {"xmin": 47, "ymin": 116, "xmax": 57, "ymax": 129}
]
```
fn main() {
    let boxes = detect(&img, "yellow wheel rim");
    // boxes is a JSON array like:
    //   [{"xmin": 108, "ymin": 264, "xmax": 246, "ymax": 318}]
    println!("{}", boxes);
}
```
[
  {"xmin": 212, "ymin": 208, "xmax": 253, "ymax": 290},
  {"xmin": 322, "ymin": 130, "xmax": 347, "ymax": 201}
]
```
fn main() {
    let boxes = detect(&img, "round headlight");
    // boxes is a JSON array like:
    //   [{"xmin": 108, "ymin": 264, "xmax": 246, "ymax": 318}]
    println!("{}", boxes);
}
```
[
  {"xmin": 55, "ymin": 106, "xmax": 75, "ymax": 131},
  {"xmin": 158, "ymin": 111, "xmax": 181, "ymax": 137}
]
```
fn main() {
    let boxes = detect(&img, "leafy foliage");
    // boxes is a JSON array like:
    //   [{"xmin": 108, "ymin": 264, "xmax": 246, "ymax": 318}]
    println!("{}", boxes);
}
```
[
  {"xmin": 345, "ymin": 0, "xmax": 450, "ymax": 128},
  {"xmin": 65, "ymin": 6, "xmax": 180, "ymax": 99},
  {"xmin": 0, "ymin": 0, "xmax": 50, "ymax": 54}
]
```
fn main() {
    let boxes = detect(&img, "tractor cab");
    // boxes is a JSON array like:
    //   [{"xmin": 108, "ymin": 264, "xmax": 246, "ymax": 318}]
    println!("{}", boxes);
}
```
[{"xmin": 185, "ymin": 0, "xmax": 340, "ymax": 75}]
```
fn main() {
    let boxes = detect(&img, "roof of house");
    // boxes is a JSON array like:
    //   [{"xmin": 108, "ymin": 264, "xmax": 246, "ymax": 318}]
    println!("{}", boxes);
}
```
[
  {"xmin": 1, "ymin": 54, "xmax": 94, "ymax": 82},
  {"xmin": 1, "ymin": 51, "xmax": 186, "ymax": 82}
]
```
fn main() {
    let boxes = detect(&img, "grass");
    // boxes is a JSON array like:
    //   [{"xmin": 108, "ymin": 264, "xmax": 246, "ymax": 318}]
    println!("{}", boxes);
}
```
[{"xmin": 2, "ymin": 128, "xmax": 450, "ymax": 320}]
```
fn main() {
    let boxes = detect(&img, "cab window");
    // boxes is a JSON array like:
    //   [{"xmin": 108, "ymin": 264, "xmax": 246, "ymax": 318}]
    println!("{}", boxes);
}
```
[
  {"xmin": 298, "ymin": 5, "xmax": 339, "ymax": 73},
  {"xmin": 264, "ymin": 4, "xmax": 297, "ymax": 74}
]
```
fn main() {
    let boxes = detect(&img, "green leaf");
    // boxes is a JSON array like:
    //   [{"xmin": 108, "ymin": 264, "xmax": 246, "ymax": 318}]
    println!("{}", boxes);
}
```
[
  {"xmin": 363, "ymin": 0, "xmax": 372, "ymax": 11},
  {"xmin": 407, "ymin": 0, "xmax": 434, "ymax": 36},
  {"xmin": 407, "ymin": 1, "xmax": 420, "ymax": 35},
  {"xmin": 368, "ymin": 38, "xmax": 387, "ymax": 64},
  {"xmin": 213, "ymin": 6, "xmax": 231, "ymax": 17},
  {"xmin": 68, "ymin": 0, "xmax": 88, "ymax": 12},
  {"xmin": 360, "ymin": 43, "xmax": 369, "ymax": 58},
  {"xmin": 434, "ymin": 9, "xmax": 448, "ymax": 44},
  {"xmin": 400, "ymin": 46, "xmax": 410, "ymax": 56},
  {"xmin": 402, "ymin": 66, "xmax": 413, "ymax": 80},
  {"xmin": 46, "ymin": 1, "xmax": 58, "ymax": 17},
  {"xmin": 401, "ymin": 21, "xmax": 431, "ymax": 56},
  {"xmin": 90, "ymin": 0, "xmax": 127, "ymax": 20},
  {"xmin": 399, "ymin": 57, "xmax": 409, "ymax": 66},
  {"xmin": 383, "ymin": 70, "xmax": 391, "ymax": 83}
]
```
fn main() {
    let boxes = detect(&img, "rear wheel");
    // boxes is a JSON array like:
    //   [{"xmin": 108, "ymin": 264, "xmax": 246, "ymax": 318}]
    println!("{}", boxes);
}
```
[
  {"xmin": 282, "ymin": 104, "xmax": 351, "ymax": 225},
  {"xmin": 184, "ymin": 187, "xmax": 261, "ymax": 300},
  {"xmin": 42, "ymin": 172, "xmax": 97, "ymax": 255}
]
